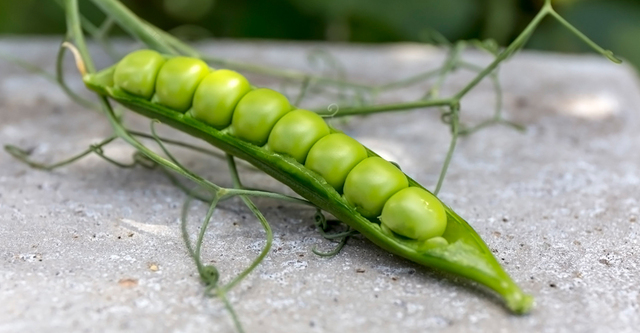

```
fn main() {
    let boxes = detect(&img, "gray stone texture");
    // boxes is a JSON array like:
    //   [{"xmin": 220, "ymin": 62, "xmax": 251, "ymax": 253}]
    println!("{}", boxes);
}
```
[{"xmin": 1, "ymin": 38, "xmax": 639, "ymax": 333}]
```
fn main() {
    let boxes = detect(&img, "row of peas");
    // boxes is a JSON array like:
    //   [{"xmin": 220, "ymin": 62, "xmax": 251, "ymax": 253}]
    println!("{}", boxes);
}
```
[{"xmin": 113, "ymin": 50, "xmax": 448, "ymax": 247}]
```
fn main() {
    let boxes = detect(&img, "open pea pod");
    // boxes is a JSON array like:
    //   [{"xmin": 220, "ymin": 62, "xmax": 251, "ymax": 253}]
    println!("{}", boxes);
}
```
[{"xmin": 84, "ymin": 65, "xmax": 533, "ymax": 314}]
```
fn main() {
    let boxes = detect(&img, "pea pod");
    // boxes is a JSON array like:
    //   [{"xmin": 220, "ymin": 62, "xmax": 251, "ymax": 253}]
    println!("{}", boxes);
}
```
[{"xmin": 84, "ymin": 50, "xmax": 533, "ymax": 314}]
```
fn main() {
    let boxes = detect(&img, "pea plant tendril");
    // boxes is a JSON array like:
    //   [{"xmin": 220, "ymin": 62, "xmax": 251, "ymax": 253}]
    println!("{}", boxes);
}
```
[{"xmin": 1, "ymin": 0, "xmax": 620, "ymax": 331}]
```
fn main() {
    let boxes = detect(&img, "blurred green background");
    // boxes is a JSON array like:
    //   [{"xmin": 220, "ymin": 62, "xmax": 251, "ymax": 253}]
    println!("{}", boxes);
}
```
[{"xmin": 1, "ymin": 0, "xmax": 638, "ymax": 68}]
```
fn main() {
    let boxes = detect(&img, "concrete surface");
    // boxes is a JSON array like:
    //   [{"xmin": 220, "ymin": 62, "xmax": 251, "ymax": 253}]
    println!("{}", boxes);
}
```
[{"xmin": 1, "ymin": 38, "xmax": 639, "ymax": 333}]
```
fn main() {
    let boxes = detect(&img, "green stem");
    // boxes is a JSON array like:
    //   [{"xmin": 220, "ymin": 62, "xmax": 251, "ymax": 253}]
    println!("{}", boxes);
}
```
[
  {"xmin": 454, "ymin": 60, "xmax": 527, "ymax": 136},
  {"xmin": 193, "ymin": 196, "xmax": 220, "ymax": 263},
  {"xmin": 180, "ymin": 195, "xmax": 221, "ymax": 286},
  {"xmin": 129, "ymin": 130, "xmax": 225, "ymax": 159},
  {"xmin": 459, "ymin": 118, "xmax": 526, "ymax": 137},
  {"xmin": 4, "ymin": 137, "xmax": 116, "ymax": 170},
  {"xmin": 180, "ymin": 196, "xmax": 198, "ymax": 259},
  {"xmin": 318, "ymin": 229, "xmax": 358, "ymax": 240},
  {"xmin": 98, "ymin": 97, "xmax": 221, "ymax": 195},
  {"xmin": 458, "ymin": 61, "xmax": 503, "ymax": 119},
  {"xmin": 56, "ymin": 0, "xmax": 120, "ymax": 60},
  {"xmin": 294, "ymin": 78, "xmax": 311, "ymax": 106},
  {"xmin": 424, "ymin": 42, "xmax": 465, "ymax": 100},
  {"xmin": 434, "ymin": 106, "xmax": 460, "ymax": 195},
  {"xmin": 161, "ymin": 168, "xmax": 216, "ymax": 203},
  {"xmin": 376, "ymin": 68, "xmax": 442, "ymax": 92},
  {"xmin": 95, "ymin": 16, "xmax": 121, "ymax": 60},
  {"xmin": 0, "ymin": 54, "xmax": 57, "ymax": 81},
  {"xmin": 90, "ymin": 0, "xmax": 176, "ymax": 54},
  {"xmin": 221, "ymin": 155, "xmax": 274, "ymax": 292},
  {"xmin": 318, "ymin": 98, "xmax": 454, "ymax": 117},
  {"xmin": 453, "ymin": 6, "xmax": 549, "ymax": 101},
  {"xmin": 96, "ymin": 16, "xmax": 115, "ymax": 39},
  {"xmin": 145, "ymin": 22, "xmax": 201, "ymax": 57},
  {"xmin": 64, "ymin": 0, "xmax": 95, "ymax": 73},
  {"xmin": 54, "ymin": 0, "xmax": 98, "ymax": 36},
  {"xmin": 216, "ymin": 287, "xmax": 246, "ymax": 333},
  {"xmin": 548, "ymin": 8, "xmax": 621, "ymax": 64},
  {"xmin": 149, "ymin": 120, "xmax": 221, "ymax": 192},
  {"xmin": 222, "ymin": 188, "xmax": 313, "ymax": 207},
  {"xmin": 56, "ymin": 42, "xmax": 100, "ymax": 109},
  {"xmin": 128, "ymin": 130, "xmax": 260, "ymax": 171},
  {"xmin": 312, "ymin": 231, "xmax": 351, "ymax": 257}
]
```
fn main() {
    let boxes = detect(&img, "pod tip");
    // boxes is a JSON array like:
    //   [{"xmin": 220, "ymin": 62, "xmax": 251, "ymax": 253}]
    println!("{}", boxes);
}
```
[{"xmin": 505, "ymin": 291, "xmax": 534, "ymax": 314}]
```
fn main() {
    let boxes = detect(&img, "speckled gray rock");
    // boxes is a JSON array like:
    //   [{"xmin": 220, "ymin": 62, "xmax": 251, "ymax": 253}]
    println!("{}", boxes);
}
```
[{"xmin": 1, "ymin": 38, "xmax": 639, "ymax": 333}]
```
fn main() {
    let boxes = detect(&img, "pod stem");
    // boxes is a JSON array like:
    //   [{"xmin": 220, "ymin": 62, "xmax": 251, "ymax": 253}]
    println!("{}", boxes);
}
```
[{"xmin": 63, "ymin": 0, "xmax": 95, "ymax": 74}]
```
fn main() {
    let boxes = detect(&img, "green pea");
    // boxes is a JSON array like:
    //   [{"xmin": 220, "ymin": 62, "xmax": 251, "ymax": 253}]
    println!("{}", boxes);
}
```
[
  {"xmin": 231, "ymin": 88, "xmax": 292, "ymax": 146},
  {"xmin": 267, "ymin": 109, "xmax": 330, "ymax": 164},
  {"xmin": 191, "ymin": 69, "xmax": 251, "ymax": 129},
  {"xmin": 305, "ymin": 133, "xmax": 368, "ymax": 192},
  {"xmin": 417, "ymin": 236, "xmax": 449, "ymax": 251},
  {"xmin": 379, "ymin": 187, "xmax": 447, "ymax": 240},
  {"xmin": 155, "ymin": 56, "xmax": 209, "ymax": 112},
  {"xmin": 343, "ymin": 156, "xmax": 408, "ymax": 218},
  {"xmin": 113, "ymin": 49, "xmax": 165, "ymax": 99},
  {"xmin": 380, "ymin": 224, "xmax": 448, "ymax": 250}
]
